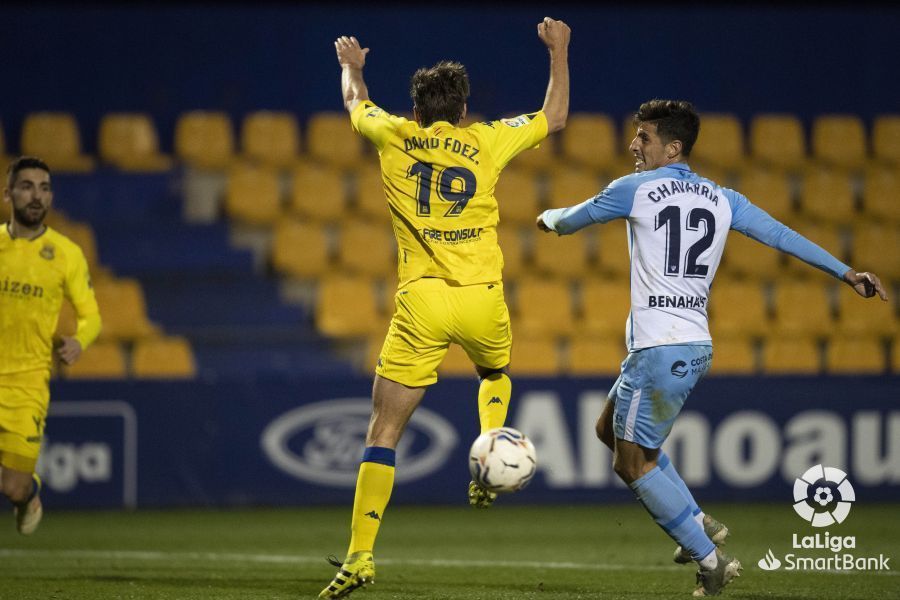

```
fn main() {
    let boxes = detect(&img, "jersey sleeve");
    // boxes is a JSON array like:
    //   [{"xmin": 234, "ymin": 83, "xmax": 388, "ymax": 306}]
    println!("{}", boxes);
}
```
[
  {"xmin": 540, "ymin": 173, "xmax": 639, "ymax": 235},
  {"xmin": 64, "ymin": 244, "xmax": 101, "ymax": 348},
  {"xmin": 727, "ymin": 190, "xmax": 851, "ymax": 279},
  {"xmin": 474, "ymin": 112, "xmax": 549, "ymax": 169},
  {"xmin": 350, "ymin": 100, "xmax": 408, "ymax": 151}
]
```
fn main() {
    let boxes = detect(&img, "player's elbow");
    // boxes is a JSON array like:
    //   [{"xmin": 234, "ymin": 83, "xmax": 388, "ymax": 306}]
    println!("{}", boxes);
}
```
[{"xmin": 545, "ymin": 112, "xmax": 567, "ymax": 134}]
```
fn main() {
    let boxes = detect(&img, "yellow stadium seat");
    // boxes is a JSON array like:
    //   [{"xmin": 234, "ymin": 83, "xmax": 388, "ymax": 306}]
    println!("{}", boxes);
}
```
[
  {"xmin": 834, "ymin": 286, "xmax": 898, "ymax": 338},
  {"xmin": 306, "ymin": 112, "xmax": 364, "ymax": 168},
  {"xmin": 21, "ymin": 112, "xmax": 95, "ymax": 172},
  {"xmin": 709, "ymin": 338, "xmax": 756, "ymax": 375},
  {"xmin": 825, "ymin": 338, "xmax": 885, "ymax": 374},
  {"xmin": 708, "ymin": 281, "xmax": 768, "ymax": 338},
  {"xmin": 595, "ymin": 223, "xmax": 630, "ymax": 277},
  {"xmin": 337, "ymin": 220, "xmax": 395, "ymax": 277},
  {"xmin": 532, "ymin": 227, "xmax": 590, "ymax": 279},
  {"xmin": 798, "ymin": 168, "xmax": 857, "ymax": 224},
  {"xmin": 98, "ymin": 113, "xmax": 172, "ymax": 172},
  {"xmin": 749, "ymin": 114, "xmax": 806, "ymax": 171},
  {"xmin": 132, "ymin": 336, "xmax": 197, "ymax": 379},
  {"xmin": 93, "ymin": 278, "xmax": 158, "ymax": 341},
  {"xmin": 762, "ymin": 338, "xmax": 821, "ymax": 375},
  {"xmin": 52, "ymin": 220, "xmax": 100, "ymax": 271},
  {"xmin": 241, "ymin": 111, "xmax": 301, "ymax": 168},
  {"xmin": 511, "ymin": 335, "xmax": 560, "ymax": 375},
  {"xmin": 354, "ymin": 164, "xmax": 390, "ymax": 223},
  {"xmin": 224, "ymin": 163, "xmax": 282, "ymax": 226},
  {"xmin": 63, "ymin": 341, "xmax": 128, "ymax": 380},
  {"xmin": 849, "ymin": 224, "xmax": 900, "ymax": 280},
  {"xmin": 861, "ymin": 166, "xmax": 900, "ymax": 223},
  {"xmin": 872, "ymin": 115, "xmax": 900, "ymax": 165},
  {"xmin": 579, "ymin": 280, "xmax": 632, "ymax": 338},
  {"xmin": 691, "ymin": 114, "xmax": 744, "ymax": 173},
  {"xmin": 771, "ymin": 281, "xmax": 835, "ymax": 338},
  {"xmin": 735, "ymin": 167, "xmax": 796, "ymax": 223},
  {"xmin": 811, "ymin": 115, "xmax": 867, "ymax": 171},
  {"xmin": 506, "ymin": 132, "xmax": 556, "ymax": 172},
  {"xmin": 290, "ymin": 162, "xmax": 347, "ymax": 222},
  {"xmin": 560, "ymin": 113, "xmax": 619, "ymax": 173},
  {"xmin": 784, "ymin": 223, "xmax": 845, "ymax": 278},
  {"xmin": 546, "ymin": 165, "xmax": 601, "ymax": 209},
  {"xmin": 271, "ymin": 219, "xmax": 332, "ymax": 279},
  {"xmin": 515, "ymin": 278, "xmax": 574, "ymax": 336},
  {"xmin": 566, "ymin": 336, "xmax": 624, "ymax": 376},
  {"xmin": 316, "ymin": 276, "xmax": 382, "ymax": 338},
  {"xmin": 497, "ymin": 225, "xmax": 527, "ymax": 281},
  {"xmin": 174, "ymin": 111, "xmax": 236, "ymax": 170},
  {"xmin": 720, "ymin": 231, "xmax": 782, "ymax": 280},
  {"xmin": 496, "ymin": 169, "xmax": 542, "ymax": 225},
  {"xmin": 437, "ymin": 342, "xmax": 478, "ymax": 377}
]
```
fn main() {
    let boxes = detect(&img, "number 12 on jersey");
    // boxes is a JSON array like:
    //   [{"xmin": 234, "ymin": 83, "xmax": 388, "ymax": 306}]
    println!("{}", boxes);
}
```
[
  {"xmin": 407, "ymin": 162, "xmax": 477, "ymax": 217},
  {"xmin": 654, "ymin": 206, "xmax": 716, "ymax": 278}
]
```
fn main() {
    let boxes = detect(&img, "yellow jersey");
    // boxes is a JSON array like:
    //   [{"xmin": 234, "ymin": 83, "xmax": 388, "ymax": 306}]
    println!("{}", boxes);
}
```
[
  {"xmin": 350, "ymin": 101, "xmax": 548, "ymax": 287},
  {"xmin": 0, "ymin": 225, "xmax": 100, "ymax": 384}
]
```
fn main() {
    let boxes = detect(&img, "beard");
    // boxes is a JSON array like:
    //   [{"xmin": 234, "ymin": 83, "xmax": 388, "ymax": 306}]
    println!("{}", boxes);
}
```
[{"xmin": 13, "ymin": 203, "xmax": 48, "ymax": 228}]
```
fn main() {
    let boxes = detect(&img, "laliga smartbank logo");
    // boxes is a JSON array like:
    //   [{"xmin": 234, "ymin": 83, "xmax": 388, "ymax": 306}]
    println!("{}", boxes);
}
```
[{"xmin": 757, "ymin": 464, "xmax": 891, "ymax": 573}]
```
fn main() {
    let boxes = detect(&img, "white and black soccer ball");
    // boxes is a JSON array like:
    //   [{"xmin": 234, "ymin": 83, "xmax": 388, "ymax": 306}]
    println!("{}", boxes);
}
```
[{"xmin": 468, "ymin": 427, "xmax": 537, "ymax": 494}]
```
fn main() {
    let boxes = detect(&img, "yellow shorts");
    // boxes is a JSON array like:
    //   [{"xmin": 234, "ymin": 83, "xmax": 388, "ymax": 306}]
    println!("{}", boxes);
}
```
[
  {"xmin": 0, "ymin": 385, "xmax": 48, "ymax": 472},
  {"xmin": 376, "ymin": 278, "xmax": 512, "ymax": 387}
]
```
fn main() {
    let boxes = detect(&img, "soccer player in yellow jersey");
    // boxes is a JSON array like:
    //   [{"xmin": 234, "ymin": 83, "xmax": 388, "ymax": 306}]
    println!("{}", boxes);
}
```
[
  {"xmin": 320, "ymin": 17, "xmax": 570, "ymax": 598},
  {"xmin": 0, "ymin": 157, "xmax": 101, "ymax": 535}
]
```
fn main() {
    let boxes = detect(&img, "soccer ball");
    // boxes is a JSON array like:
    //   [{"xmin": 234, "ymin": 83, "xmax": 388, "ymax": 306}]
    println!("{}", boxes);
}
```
[{"xmin": 468, "ymin": 427, "xmax": 537, "ymax": 494}]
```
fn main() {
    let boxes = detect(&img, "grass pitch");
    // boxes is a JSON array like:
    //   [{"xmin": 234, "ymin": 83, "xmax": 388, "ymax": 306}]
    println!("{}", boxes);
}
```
[{"xmin": 1, "ymin": 502, "xmax": 897, "ymax": 599}]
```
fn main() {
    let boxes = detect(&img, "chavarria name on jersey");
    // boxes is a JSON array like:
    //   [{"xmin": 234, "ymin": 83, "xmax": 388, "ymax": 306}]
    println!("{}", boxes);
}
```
[{"xmin": 539, "ymin": 163, "xmax": 850, "ymax": 350}]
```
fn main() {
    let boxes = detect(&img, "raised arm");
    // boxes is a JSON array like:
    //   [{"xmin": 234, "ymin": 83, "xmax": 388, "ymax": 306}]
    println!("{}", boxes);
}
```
[
  {"xmin": 335, "ymin": 36, "xmax": 370, "ymax": 113},
  {"xmin": 537, "ymin": 17, "xmax": 571, "ymax": 133}
]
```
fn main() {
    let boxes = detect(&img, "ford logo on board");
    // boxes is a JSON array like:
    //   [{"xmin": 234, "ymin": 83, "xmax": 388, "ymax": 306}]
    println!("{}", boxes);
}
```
[{"xmin": 261, "ymin": 399, "xmax": 458, "ymax": 487}]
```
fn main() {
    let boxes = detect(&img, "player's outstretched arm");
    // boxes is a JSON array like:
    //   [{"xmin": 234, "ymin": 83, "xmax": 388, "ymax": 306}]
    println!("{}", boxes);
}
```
[
  {"xmin": 842, "ymin": 269, "xmax": 889, "ymax": 301},
  {"xmin": 537, "ymin": 17, "xmax": 570, "ymax": 133},
  {"xmin": 335, "ymin": 35, "xmax": 370, "ymax": 113}
]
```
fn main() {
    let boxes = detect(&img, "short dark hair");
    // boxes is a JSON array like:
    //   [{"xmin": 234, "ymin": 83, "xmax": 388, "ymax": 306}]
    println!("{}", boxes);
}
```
[
  {"xmin": 410, "ymin": 61, "xmax": 470, "ymax": 127},
  {"xmin": 634, "ymin": 100, "xmax": 700, "ymax": 157},
  {"xmin": 7, "ymin": 156, "xmax": 51, "ymax": 188}
]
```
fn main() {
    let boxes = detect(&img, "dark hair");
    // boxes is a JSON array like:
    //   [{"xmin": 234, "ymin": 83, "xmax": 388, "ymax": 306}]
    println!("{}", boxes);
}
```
[
  {"xmin": 410, "ymin": 61, "xmax": 470, "ymax": 127},
  {"xmin": 7, "ymin": 156, "xmax": 51, "ymax": 187},
  {"xmin": 634, "ymin": 100, "xmax": 700, "ymax": 157}
]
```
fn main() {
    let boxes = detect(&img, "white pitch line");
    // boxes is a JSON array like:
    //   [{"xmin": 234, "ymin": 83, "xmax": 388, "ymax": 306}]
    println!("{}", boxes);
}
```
[{"xmin": 0, "ymin": 549, "xmax": 895, "ymax": 576}]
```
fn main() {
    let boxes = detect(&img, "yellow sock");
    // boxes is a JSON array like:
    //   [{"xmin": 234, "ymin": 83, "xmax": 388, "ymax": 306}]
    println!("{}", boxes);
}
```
[
  {"xmin": 348, "ymin": 460, "xmax": 395, "ymax": 555},
  {"xmin": 478, "ymin": 372, "xmax": 511, "ymax": 432}
]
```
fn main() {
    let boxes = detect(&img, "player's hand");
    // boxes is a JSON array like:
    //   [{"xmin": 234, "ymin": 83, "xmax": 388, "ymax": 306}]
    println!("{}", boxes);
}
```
[
  {"xmin": 536, "ymin": 215, "xmax": 552, "ymax": 233},
  {"xmin": 843, "ymin": 270, "xmax": 888, "ymax": 300},
  {"xmin": 56, "ymin": 336, "xmax": 83, "ymax": 365},
  {"xmin": 335, "ymin": 36, "xmax": 369, "ymax": 69},
  {"xmin": 537, "ymin": 17, "xmax": 571, "ymax": 52}
]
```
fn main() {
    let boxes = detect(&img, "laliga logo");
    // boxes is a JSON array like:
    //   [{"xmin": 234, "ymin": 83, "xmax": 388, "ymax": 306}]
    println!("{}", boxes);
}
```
[{"xmin": 792, "ymin": 464, "xmax": 855, "ymax": 527}]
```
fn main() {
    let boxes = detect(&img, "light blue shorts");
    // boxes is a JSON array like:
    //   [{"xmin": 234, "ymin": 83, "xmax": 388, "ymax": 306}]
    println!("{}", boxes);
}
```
[{"xmin": 610, "ymin": 343, "xmax": 713, "ymax": 449}]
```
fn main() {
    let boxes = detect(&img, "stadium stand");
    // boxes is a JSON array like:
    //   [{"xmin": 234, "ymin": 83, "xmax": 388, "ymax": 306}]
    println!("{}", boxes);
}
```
[
  {"xmin": 225, "ymin": 162, "xmax": 282, "ymax": 226},
  {"xmin": 290, "ymin": 162, "xmax": 347, "ymax": 222},
  {"xmin": 98, "ymin": 113, "xmax": 173, "ymax": 172},
  {"xmin": 798, "ymin": 168, "xmax": 857, "ymax": 225},
  {"xmin": 749, "ymin": 114, "xmax": 807, "ymax": 171},
  {"xmin": 762, "ymin": 338, "xmax": 821, "ymax": 375},
  {"xmin": 515, "ymin": 278, "xmax": 575, "ymax": 337},
  {"xmin": 691, "ymin": 113, "xmax": 744, "ymax": 174},
  {"xmin": 862, "ymin": 166, "xmax": 900, "ymax": 223},
  {"xmin": 560, "ymin": 113, "xmax": 619, "ymax": 174},
  {"xmin": 175, "ymin": 111, "xmax": 236, "ymax": 170},
  {"xmin": 271, "ymin": 219, "xmax": 332, "ymax": 279},
  {"xmin": 531, "ymin": 225, "xmax": 590, "ymax": 279},
  {"xmin": 495, "ymin": 169, "xmax": 542, "ymax": 224},
  {"xmin": 826, "ymin": 338, "xmax": 886, "ymax": 374},
  {"xmin": 566, "ymin": 336, "xmax": 625, "ymax": 376},
  {"xmin": 812, "ymin": 114, "xmax": 867, "ymax": 172},
  {"xmin": 62, "ymin": 341, "xmax": 128, "ymax": 379},
  {"xmin": 306, "ymin": 111, "xmax": 365, "ymax": 168},
  {"xmin": 21, "ymin": 112, "xmax": 95, "ymax": 173},
  {"xmin": 872, "ymin": 114, "xmax": 900, "ymax": 165},
  {"xmin": 241, "ymin": 111, "xmax": 301, "ymax": 169},
  {"xmin": 496, "ymin": 224, "xmax": 528, "ymax": 281},
  {"xmin": 131, "ymin": 336, "xmax": 197, "ymax": 379},
  {"xmin": 708, "ymin": 338, "xmax": 756, "ymax": 375}
]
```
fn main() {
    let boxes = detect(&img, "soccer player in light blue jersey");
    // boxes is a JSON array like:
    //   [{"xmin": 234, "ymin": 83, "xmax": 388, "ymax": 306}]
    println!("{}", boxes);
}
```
[{"xmin": 537, "ymin": 99, "xmax": 888, "ymax": 597}]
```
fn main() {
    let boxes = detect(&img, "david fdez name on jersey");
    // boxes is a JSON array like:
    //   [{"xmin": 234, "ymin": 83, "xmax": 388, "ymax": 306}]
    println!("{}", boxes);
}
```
[{"xmin": 403, "ymin": 136, "xmax": 481, "ymax": 165}]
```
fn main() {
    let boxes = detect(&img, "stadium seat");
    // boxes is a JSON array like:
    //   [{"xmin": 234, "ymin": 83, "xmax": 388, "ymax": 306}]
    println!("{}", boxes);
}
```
[
  {"xmin": 52, "ymin": 219, "xmax": 100, "ymax": 271},
  {"xmin": 174, "ymin": 111, "xmax": 236, "ymax": 170},
  {"xmin": 872, "ymin": 115, "xmax": 900, "ymax": 165},
  {"xmin": 761, "ymin": 338, "xmax": 821, "ymax": 375},
  {"xmin": 771, "ymin": 281, "xmax": 835, "ymax": 338},
  {"xmin": 798, "ymin": 168, "xmax": 857, "ymax": 224},
  {"xmin": 306, "ymin": 112, "xmax": 365, "ymax": 168},
  {"xmin": 720, "ymin": 231, "xmax": 782, "ymax": 280},
  {"xmin": 861, "ymin": 166, "xmax": 900, "ymax": 224},
  {"xmin": 290, "ymin": 162, "xmax": 347, "ymax": 222},
  {"xmin": 811, "ymin": 115, "xmax": 867, "ymax": 171},
  {"xmin": 515, "ymin": 278, "xmax": 575, "ymax": 336},
  {"xmin": 708, "ymin": 281, "xmax": 769, "ymax": 338},
  {"xmin": 560, "ymin": 113, "xmax": 619, "ymax": 173},
  {"xmin": 132, "ymin": 336, "xmax": 197, "ymax": 379},
  {"xmin": 337, "ymin": 220, "xmax": 395, "ymax": 277},
  {"xmin": 93, "ymin": 278, "xmax": 158, "ymax": 341},
  {"xmin": 784, "ymin": 223, "xmax": 845, "ymax": 277},
  {"xmin": 566, "ymin": 336, "xmax": 624, "ymax": 375},
  {"xmin": 315, "ymin": 275, "xmax": 381, "ymax": 338},
  {"xmin": 546, "ymin": 165, "xmax": 601, "ymax": 209},
  {"xmin": 224, "ymin": 163, "xmax": 282, "ymax": 226},
  {"xmin": 21, "ymin": 112, "xmax": 95, "ymax": 172},
  {"xmin": 749, "ymin": 114, "xmax": 807, "ymax": 171},
  {"xmin": 709, "ymin": 338, "xmax": 756, "ymax": 375},
  {"xmin": 849, "ymin": 224, "xmax": 900, "ymax": 280},
  {"xmin": 353, "ymin": 164, "xmax": 390, "ymax": 222},
  {"xmin": 735, "ymin": 167, "xmax": 796, "ymax": 224},
  {"xmin": 241, "ymin": 111, "xmax": 301, "ymax": 168},
  {"xmin": 691, "ymin": 113, "xmax": 744, "ymax": 173},
  {"xmin": 98, "ymin": 113, "xmax": 173, "ymax": 172},
  {"xmin": 506, "ymin": 131, "xmax": 555, "ymax": 172},
  {"xmin": 834, "ymin": 285, "xmax": 898, "ymax": 338},
  {"xmin": 497, "ymin": 224, "xmax": 527, "ymax": 281},
  {"xmin": 62, "ymin": 341, "xmax": 128, "ymax": 379},
  {"xmin": 579, "ymin": 280, "xmax": 632, "ymax": 338},
  {"xmin": 825, "ymin": 338, "xmax": 885, "ymax": 374},
  {"xmin": 532, "ymin": 226, "xmax": 590, "ymax": 279},
  {"xmin": 271, "ymin": 219, "xmax": 332, "ymax": 279},
  {"xmin": 437, "ymin": 342, "xmax": 478, "ymax": 377},
  {"xmin": 511, "ymin": 335, "xmax": 560, "ymax": 375},
  {"xmin": 595, "ymin": 223, "xmax": 630, "ymax": 277},
  {"xmin": 495, "ymin": 169, "xmax": 542, "ymax": 225}
]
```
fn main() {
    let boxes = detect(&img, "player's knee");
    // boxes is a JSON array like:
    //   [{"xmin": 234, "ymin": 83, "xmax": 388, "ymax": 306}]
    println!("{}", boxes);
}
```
[
  {"xmin": 595, "ymin": 417, "xmax": 614, "ymax": 450},
  {"xmin": 1, "ymin": 478, "xmax": 33, "ymax": 504},
  {"xmin": 476, "ymin": 364, "xmax": 508, "ymax": 380},
  {"xmin": 612, "ymin": 455, "xmax": 643, "ymax": 484}
]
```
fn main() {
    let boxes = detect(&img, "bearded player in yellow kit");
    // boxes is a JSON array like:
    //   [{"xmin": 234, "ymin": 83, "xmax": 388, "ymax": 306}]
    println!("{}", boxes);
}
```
[
  {"xmin": 320, "ymin": 17, "xmax": 570, "ymax": 598},
  {"xmin": 0, "ymin": 157, "xmax": 101, "ymax": 535}
]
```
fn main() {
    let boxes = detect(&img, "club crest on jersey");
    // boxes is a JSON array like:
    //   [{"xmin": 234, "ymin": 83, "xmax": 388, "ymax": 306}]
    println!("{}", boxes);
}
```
[
  {"xmin": 40, "ymin": 244, "xmax": 55, "ymax": 260},
  {"xmin": 366, "ymin": 107, "xmax": 384, "ymax": 118},
  {"xmin": 500, "ymin": 116, "xmax": 529, "ymax": 128}
]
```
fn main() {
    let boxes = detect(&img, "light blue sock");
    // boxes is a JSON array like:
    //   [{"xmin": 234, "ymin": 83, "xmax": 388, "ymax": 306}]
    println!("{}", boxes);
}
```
[
  {"xmin": 657, "ymin": 451, "xmax": 702, "ymax": 522},
  {"xmin": 629, "ymin": 466, "xmax": 715, "ymax": 561}
]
